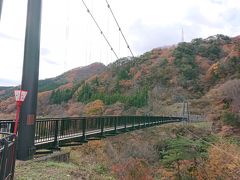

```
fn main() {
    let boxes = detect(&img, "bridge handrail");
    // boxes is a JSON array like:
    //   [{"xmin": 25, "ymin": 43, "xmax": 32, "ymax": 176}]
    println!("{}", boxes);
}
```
[
  {"xmin": 0, "ymin": 132, "xmax": 16, "ymax": 180},
  {"xmin": 33, "ymin": 116, "xmax": 184, "ymax": 146},
  {"xmin": 0, "ymin": 115, "xmax": 186, "ymax": 122},
  {"xmin": 0, "ymin": 116, "xmax": 186, "ymax": 149}
]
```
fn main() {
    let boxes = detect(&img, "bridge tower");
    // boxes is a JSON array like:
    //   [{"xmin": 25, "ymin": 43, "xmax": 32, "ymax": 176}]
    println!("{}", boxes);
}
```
[
  {"xmin": 17, "ymin": 0, "xmax": 42, "ymax": 160},
  {"xmin": 181, "ymin": 28, "xmax": 184, "ymax": 42},
  {"xmin": 182, "ymin": 101, "xmax": 189, "ymax": 122}
]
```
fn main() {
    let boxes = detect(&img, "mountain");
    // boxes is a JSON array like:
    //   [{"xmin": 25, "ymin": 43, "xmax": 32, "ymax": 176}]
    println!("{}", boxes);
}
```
[
  {"xmin": 0, "ymin": 86, "xmax": 12, "ymax": 91},
  {"xmin": 0, "ymin": 86, "xmax": 17, "ymax": 103},
  {"xmin": 0, "ymin": 62, "xmax": 106, "ymax": 101},
  {"xmin": 0, "ymin": 62, "xmax": 106, "ymax": 118},
  {"xmin": 38, "ymin": 62, "xmax": 106, "ymax": 91},
  {"xmin": 1, "ymin": 34, "xmax": 240, "ymax": 135}
]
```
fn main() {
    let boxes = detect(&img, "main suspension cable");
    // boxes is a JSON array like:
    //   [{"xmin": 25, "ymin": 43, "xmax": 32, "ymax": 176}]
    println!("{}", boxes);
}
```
[
  {"xmin": 81, "ymin": 0, "xmax": 119, "ymax": 59},
  {"xmin": 105, "ymin": 0, "xmax": 134, "ymax": 57}
]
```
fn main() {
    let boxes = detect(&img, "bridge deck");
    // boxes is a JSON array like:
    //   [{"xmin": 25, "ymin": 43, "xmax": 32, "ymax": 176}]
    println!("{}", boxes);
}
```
[
  {"xmin": 0, "ymin": 116, "xmax": 184, "ymax": 149},
  {"xmin": 35, "ymin": 124, "xmax": 140, "ymax": 146}
]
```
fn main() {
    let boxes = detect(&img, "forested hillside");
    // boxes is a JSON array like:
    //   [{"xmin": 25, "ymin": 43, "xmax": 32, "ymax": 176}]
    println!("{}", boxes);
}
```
[
  {"xmin": 0, "ymin": 62, "xmax": 105, "ymax": 118},
  {"xmin": 1, "ymin": 34, "xmax": 240, "ymax": 134}
]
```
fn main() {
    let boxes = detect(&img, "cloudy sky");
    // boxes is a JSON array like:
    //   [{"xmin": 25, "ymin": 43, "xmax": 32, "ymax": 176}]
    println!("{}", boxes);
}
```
[{"xmin": 0, "ymin": 0, "xmax": 239, "ymax": 86}]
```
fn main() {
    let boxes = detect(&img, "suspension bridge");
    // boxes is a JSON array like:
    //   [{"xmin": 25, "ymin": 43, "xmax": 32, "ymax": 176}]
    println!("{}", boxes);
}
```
[
  {"xmin": 0, "ymin": 116, "xmax": 186, "ymax": 179},
  {"xmin": 0, "ymin": 116, "xmax": 184, "ymax": 149},
  {"xmin": 0, "ymin": 1, "xmax": 187, "ymax": 179}
]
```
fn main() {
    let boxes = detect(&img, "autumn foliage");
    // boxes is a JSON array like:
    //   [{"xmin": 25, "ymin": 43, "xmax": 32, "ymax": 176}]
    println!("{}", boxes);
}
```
[
  {"xmin": 112, "ymin": 158, "xmax": 153, "ymax": 180},
  {"xmin": 205, "ymin": 141, "xmax": 240, "ymax": 179},
  {"xmin": 84, "ymin": 100, "xmax": 104, "ymax": 115}
]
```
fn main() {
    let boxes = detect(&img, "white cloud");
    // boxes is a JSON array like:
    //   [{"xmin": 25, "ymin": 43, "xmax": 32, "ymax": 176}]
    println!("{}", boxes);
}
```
[{"xmin": 0, "ymin": 0, "xmax": 239, "ymax": 86}]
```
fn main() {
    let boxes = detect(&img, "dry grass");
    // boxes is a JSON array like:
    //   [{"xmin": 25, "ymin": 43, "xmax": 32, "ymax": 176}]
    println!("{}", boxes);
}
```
[
  {"xmin": 15, "ymin": 123, "xmax": 240, "ymax": 179},
  {"xmin": 15, "ymin": 161, "xmax": 78, "ymax": 180}
]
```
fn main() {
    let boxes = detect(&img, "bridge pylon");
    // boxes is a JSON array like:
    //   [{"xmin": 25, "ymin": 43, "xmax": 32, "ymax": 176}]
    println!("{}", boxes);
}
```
[
  {"xmin": 182, "ymin": 101, "xmax": 190, "ymax": 122},
  {"xmin": 17, "ymin": 0, "xmax": 42, "ymax": 160}
]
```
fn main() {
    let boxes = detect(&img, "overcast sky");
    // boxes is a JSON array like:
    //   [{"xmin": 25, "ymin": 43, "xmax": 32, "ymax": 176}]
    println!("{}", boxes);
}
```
[{"xmin": 0, "ymin": 0, "xmax": 239, "ymax": 86}]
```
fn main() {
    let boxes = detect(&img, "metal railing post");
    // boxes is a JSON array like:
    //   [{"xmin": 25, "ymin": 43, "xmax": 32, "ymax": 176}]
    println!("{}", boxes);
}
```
[
  {"xmin": 0, "ymin": 138, "xmax": 8, "ymax": 179},
  {"xmin": 11, "ymin": 136, "xmax": 17, "ymax": 180},
  {"xmin": 138, "ymin": 116, "xmax": 141, "ymax": 129},
  {"xmin": 132, "ymin": 116, "xmax": 135, "ymax": 130},
  {"xmin": 53, "ymin": 120, "xmax": 60, "ymax": 149},
  {"xmin": 114, "ymin": 116, "xmax": 118, "ymax": 134},
  {"xmin": 100, "ymin": 117, "xmax": 105, "ymax": 137},
  {"xmin": 143, "ymin": 116, "xmax": 146, "ymax": 128},
  {"xmin": 10, "ymin": 122, "xmax": 15, "ymax": 133},
  {"xmin": 81, "ymin": 117, "xmax": 87, "ymax": 142},
  {"xmin": 124, "ymin": 116, "xmax": 127, "ymax": 131},
  {"xmin": 95, "ymin": 117, "xmax": 98, "ymax": 129}
]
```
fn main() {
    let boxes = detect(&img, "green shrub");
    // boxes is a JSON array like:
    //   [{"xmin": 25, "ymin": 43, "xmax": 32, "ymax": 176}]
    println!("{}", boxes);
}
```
[
  {"xmin": 50, "ymin": 83, "xmax": 81, "ymax": 104},
  {"xmin": 117, "ymin": 69, "xmax": 130, "ymax": 80},
  {"xmin": 77, "ymin": 83, "xmax": 94, "ymax": 103},
  {"xmin": 173, "ymin": 42, "xmax": 195, "ymax": 59},
  {"xmin": 50, "ymin": 89, "xmax": 73, "ymax": 104},
  {"xmin": 93, "ymin": 164, "xmax": 108, "ymax": 175},
  {"xmin": 173, "ymin": 43, "xmax": 199, "ymax": 88},
  {"xmin": 38, "ymin": 79, "xmax": 67, "ymax": 92},
  {"xmin": 159, "ymin": 137, "xmax": 209, "ymax": 167},
  {"xmin": 219, "ymin": 57, "xmax": 240, "ymax": 77},
  {"xmin": 221, "ymin": 111, "xmax": 240, "ymax": 127},
  {"xmin": 77, "ymin": 85, "xmax": 148, "ymax": 108}
]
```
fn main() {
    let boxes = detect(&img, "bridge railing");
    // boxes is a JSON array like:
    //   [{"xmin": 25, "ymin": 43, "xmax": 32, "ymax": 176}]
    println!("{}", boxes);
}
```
[
  {"xmin": 0, "ymin": 116, "xmax": 184, "ymax": 148},
  {"xmin": 0, "ymin": 120, "xmax": 14, "ymax": 134},
  {"xmin": 0, "ymin": 132, "xmax": 16, "ymax": 180}
]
